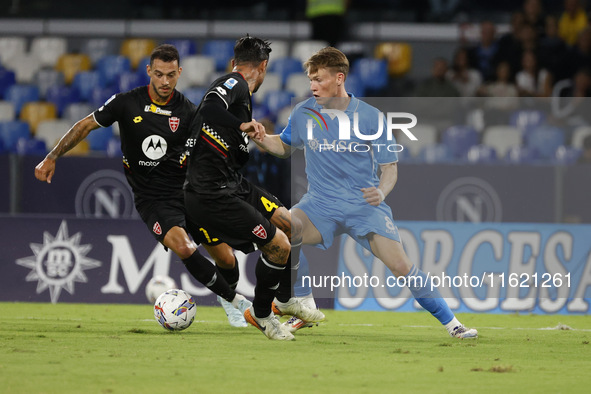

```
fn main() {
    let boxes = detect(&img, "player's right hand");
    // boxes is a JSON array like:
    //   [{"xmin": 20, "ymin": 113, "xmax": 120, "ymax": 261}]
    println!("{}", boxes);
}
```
[
  {"xmin": 241, "ymin": 119, "xmax": 266, "ymax": 142},
  {"xmin": 34, "ymin": 158, "xmax": 56, "ymax": 184}
]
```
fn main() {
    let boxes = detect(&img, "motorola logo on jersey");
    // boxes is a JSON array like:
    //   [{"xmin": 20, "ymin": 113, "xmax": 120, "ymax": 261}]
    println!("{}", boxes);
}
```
[
  {"xmin": 436, "ymin": 177, "xmax": 502, "ymax": 222},
  {"xmin": 142, "ymin": 135, "xmax": 167, "ymax": 160}
]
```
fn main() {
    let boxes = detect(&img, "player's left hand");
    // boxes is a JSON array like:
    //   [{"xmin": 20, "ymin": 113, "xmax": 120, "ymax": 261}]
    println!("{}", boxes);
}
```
[
  {"xmin": 241, "ymin": 119, "xmax": 265, "ymax": 142},
  {"xmin": 361, "ymin": 187, "xmax": 384, "ymax": 206}
]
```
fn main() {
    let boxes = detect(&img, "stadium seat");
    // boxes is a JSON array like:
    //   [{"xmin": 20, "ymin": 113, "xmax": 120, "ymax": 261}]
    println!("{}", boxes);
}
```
[
  {"xmin": 96, "ymin": 55, "xmax": 132, "ymax": 87},
  {"xmin": 30, "ymin": 37, "xmax": 68, "ymax": 68},
  {"xmin": 0, "ymin": 101, "xmax": 15, "ymax": 121},
  {"xmin": 34, "ymin": 69, "xmax": 65, "ymax": 99},
  {"xmin": 571, "ymin": 126, "xmax": 591, "ymax": 149},
  {"xmin": 35, "ymin": 119, "xmax": 71, "ymax": 148},
  {"xmin": 509, "ymin": 109, "xmax": 546, "ymax": 133},
  {"xmin": 252, "ymin": 105, "xmax": 271, "ymax": 123},
  {"xmin": 0, "ymin": 120, "xmax": 31, "ymax": 151},
  {"xmin": 504, "ymin": 145, "xmax": 539, "ymax": 164},
  {"xmin": 344, "ymin": 73, "xmax": 365, "ymax": 97},
  {"xmin": 136, "ymin": 56, "xmax": 150, "ymax": 73},
  {"xmin": 165, "ymin": 39, "xmax": 197, "ymax": 59},
  {"xmin": 554, "ymin": 145, "xmax": 582, "ymax": 165},
  {"xmin": 90, "ymin": 85, "xmax": 119, "ymax": 109},
  {"xmin": 120, "ymin": 38, "xmax": 157, "ymax": 70},
  {"xmin": 276, "ymin": 106, "xmax": 292, "ymax": 129},
  {"xmin": 180, "ymin": 55, "xmax": 215, "ymax": 87},
  {"xmin": 466, "ymin": 144, "xmax": 498, "ymax": 163},
  {"xmin": 0, "ymin": 69, "xmax": 16, "ymax": 99},
  {"xmin": 86, "ymin": 126, "xmax": 114, "ymax": 151},
  {"xmin": 525, "ymin": 125, "xmax": 565, "ymax": 159},
  {"xmin": 254, "ymin": 72, "xmax": 281, "ymax": 104},
  {"xmin": 337, "ymin": 41, "xmax": 366, "ymax": 64},
  {"xmin": 4, "ymin": 53, "xmax": 42, "ymax": 84},
  {"xmin": 291, "ymin": 40, "xmax": 328, "ymax": 63},
  {"xmin": 263, "ymin": 90, "xmax": 295, "ymax": 118},
  {"xmin": 63, "ymin": 102, "xmax": 93, "ymax": 124},
  {"xmin": 417, "ymin": 144, "xmax": 452, "ymax": 163},
  {"xmin": 72, "ymin": 71, "xmax": 102, "ymax": 101},
  {"xmin": 441, "ymin": 125, "xmax": 479, "ymax": 158},
  {"xmin": 285, "ymin": 74, "xmax": 312, "ymax": 98},
  {"xmin": 374, "ymin": 42, "xmax": 412, "ymax": 77},
  {"xmin": 0, "ymin": 36, "xmax": 27, "ymax": 67},
  {"xmin": 82, "ymin": 38, "xmax": 119, "ymax": 65},
  {"xmin": 55, "ymin": 53, "xmax": 92, "ymax": 84},
  {"xmin": 117, "ymin": 71, "xmax": 149, "ymax": 92},
  {"xmin": 398, "ymin": 123, "xmax": 437, "ymax": 157},
  {"xmin": 45, "ymin": 85, "xmax": 81, "ymax": 116},
  {"xmin": 268, "ymin": 57, "xmax": 303, "ymax": 87},
  {"xmin": 482, "ymin": 125, "xmax": 521, "ymax": 158},
  {"xmin": 351, "ymin": 58, "xmax": 388, "ymax": 91},
  {"xmin": 202, "ymin": 40, "xmax": 235, "ymax": 71},
  {"xmin": 16, "ymin": 137, "xmax": 47, "ymax": 156},
  {"xmin": 19, "ymin": 102, "xmax": 57, "ymax": 133},
  {"xmin": 106, "ymin": 137, "xmax": 122, "ymax": 157},
  {"xmin": 269, "ymin": 40, "xmax": 289, "ymax": 62},
  {"xmin": 182, "ymin": 87, "xmax": 207, "ymax": 105},
  {"xmin": 6, "ymin": 84, "xmax": 40, "ymax": 115}
]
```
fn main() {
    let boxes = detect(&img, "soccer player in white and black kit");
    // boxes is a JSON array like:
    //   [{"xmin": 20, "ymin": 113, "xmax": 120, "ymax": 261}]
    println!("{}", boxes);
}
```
[
  {"xmin": 184, "ymin": 36, "xmax": 324, "ymax": 340},
  {"xmin": 35, "ymin": 44, "xmax": 252, "ymax": 325}
]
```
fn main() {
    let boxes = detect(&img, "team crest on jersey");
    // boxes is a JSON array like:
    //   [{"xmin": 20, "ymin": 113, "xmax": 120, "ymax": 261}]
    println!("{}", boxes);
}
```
[
  {"xmin": 153, "ymin": 222, "xmax": 162, "ymax": 235},
  {"xmin": 169, "ymin": 117, "xmax": 180, "ymax": 132},
  {"xmin": 252, "ymin": 224, "xmax": 267, "ymax": 239}
]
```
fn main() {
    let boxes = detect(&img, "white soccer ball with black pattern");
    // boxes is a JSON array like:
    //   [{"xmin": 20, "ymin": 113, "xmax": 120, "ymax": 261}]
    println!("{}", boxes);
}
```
[
  {"xmin": 153, "ymin": 289, "xmax": 197, "ymax": 331},
  {"xmin": 145, "ymin": 275, "xmax": 178, "ymax": 304}
]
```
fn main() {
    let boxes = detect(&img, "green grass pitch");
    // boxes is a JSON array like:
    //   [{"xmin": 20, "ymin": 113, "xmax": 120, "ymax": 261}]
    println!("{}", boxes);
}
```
[{"xmin": 0, "ymin": 302, "xmax": 590, "ymax": 393}]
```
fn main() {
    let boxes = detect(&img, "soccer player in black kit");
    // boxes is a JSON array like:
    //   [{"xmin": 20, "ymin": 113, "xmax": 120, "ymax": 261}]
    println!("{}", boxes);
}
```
[
  {"xmin": 184, "ymin": 36, "xmax": 324, "ymax": 340},
  {"xmin": 34, "ymin": 44, "xmax": 252, "ymax": 325}
]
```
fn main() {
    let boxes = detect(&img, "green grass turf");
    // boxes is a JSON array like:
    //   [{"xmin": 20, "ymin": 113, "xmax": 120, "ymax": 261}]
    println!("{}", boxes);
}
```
[{"xmin": 0, "ymin": 302, "xmax": 590, "ymax": 394}]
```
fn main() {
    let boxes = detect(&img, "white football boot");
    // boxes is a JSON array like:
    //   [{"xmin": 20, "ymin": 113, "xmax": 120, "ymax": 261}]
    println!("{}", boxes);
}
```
[
  {"xmin": 282, "ymin": 295, "xmax": 320, "ymax": 333},
  {"xmin": 244, "ymin": 307, "xmax": 295, "ymax": 341},
  {"xmin": 449, "ymin": 324, "xmax": 478, "ymax": 339},
  {"xmin": 217, "ymin": 295, "xmax": 248, "ymax": 327},
  {"xmin": 272, "ymin": 297, "xmax": 325, "ymax": 323}
]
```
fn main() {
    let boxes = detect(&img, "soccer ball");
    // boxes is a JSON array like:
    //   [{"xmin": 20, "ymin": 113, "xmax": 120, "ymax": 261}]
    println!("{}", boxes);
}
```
[
  {"xmin": 153, "ymin": 289, "xmax": 197, "ymax": 331},
  {"xmin": 145, "ymin": 275, "xmax": 178, "ymax": 304}
]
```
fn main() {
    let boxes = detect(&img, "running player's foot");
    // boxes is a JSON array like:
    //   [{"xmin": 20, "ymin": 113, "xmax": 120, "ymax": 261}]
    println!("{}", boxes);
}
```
[
  {"xmin": 272, "ymin": 297, "xmax": 325, "ymax": 323},
  {"xmin": 283, "ymin": 315, "xmax": 317, "ymax": 333},
  {"xmin": 449, "ymin": 325, "xmax": 478, "ymax": 339},
  {"xmin": 217, "ymin": 295, "xmax": 247, "ymax": 327},
  {"xmin": 244, "ymin": 307, "xmax": 294, "ymax": 341}
]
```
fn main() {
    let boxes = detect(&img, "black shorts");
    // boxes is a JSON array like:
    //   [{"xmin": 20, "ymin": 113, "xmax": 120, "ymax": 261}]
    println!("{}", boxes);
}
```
[
  {"xmin": 184, "ymin": 178, "xmax": 284, "ymax": 254},
  {"xmin": 135, "ymin": 197, "xmax": 221, "ymax": 247}
]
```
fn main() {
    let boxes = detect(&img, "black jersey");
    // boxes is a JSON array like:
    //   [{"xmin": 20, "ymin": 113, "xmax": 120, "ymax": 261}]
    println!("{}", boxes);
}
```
[
  {"xmin": 93, "ymin": 86, "xmax": 197, "ymax": 202},
  {"xmin": 185, "ymin": 72, "xmax": 252, "ymax": 195}
]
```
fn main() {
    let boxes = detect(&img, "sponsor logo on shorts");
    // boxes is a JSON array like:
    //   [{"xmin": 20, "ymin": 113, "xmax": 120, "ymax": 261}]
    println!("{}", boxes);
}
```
[
  {"xmin": 169, "ymin": 117, "xmax": 180, "ymax": 132},
  {"xmin": 153, "ymin": 222, "xmax": 162, "ymax": 235},
  {"xmin": 252, "ymin": 224, "xmax": 267, "ymax": 239}
]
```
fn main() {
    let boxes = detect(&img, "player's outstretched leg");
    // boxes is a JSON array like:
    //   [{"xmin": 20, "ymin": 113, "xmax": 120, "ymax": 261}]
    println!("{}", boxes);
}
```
[{"xmin": 405, "ymin": 265, "xmax": 478, "ymax": 339}]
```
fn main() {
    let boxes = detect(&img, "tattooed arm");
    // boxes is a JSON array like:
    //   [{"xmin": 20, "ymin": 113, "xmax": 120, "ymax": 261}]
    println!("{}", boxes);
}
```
[{"xmin": 34, "ymin": 114, "xmax": 101, "ymax": 183}]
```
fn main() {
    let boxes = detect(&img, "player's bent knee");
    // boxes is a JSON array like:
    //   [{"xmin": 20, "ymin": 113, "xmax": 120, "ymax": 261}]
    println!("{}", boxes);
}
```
[{"xmin": 172, "ymin": 242, "xmax": 197, "ymax": 260}]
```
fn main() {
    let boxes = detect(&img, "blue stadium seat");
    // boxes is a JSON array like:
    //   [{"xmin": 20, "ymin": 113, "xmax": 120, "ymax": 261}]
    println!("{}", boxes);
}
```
[
  {"xmin": 351, "ymin": 58, "xmax": 388, "ymax": 91},
  {"xmin": 5, "ymin": 85, "xmax": 40, "ymax": 115},
  {"xmin": 96, "ymin": 55, "xmax": 131, "ymax": 87},
  {"xmin": 73, "ymin": 71, "xmax": 102, "ymax": 102},
  {"xmin": 504, "ymin": 145, "xmax": 539, "ymax": 164},
  {"xmin": 34, "ymin": 69, "xmax": 65, "ymax": 99},
  {"xmin": 417, "ymin": 144, "xmax": 452, "ymax": 163},
  {"xmin": 82, "ymin": 38, "xmax": 119, "ymax": 65},
  {"xmin": 16, "ymin": 137, "xmax": 46, "ymax": 155},
  {"xmin": 466, "ymin": 144, "xmax": 498, "ymax": 163},
  {"xmin": 0, "ymin": 69, "xmax": 17, "ymax": 99},
  {"xmin": 252, "ymin": 104, "xmax": 271, "ymax": 122},
  {"xmin": 90, "ymin": 85, "xmax": 119, "ymax": 109},
  {"xmin": 525, "ymin": 125, "xmax": 565, "ymax": 159},
  {"xmin": 117, "ymin": 71, "xmax": 148, "ymax": 92},
  {"xmin": 182, "ymin": 87, "xmax": 207, "ymax": 105},
  {"xmin": 165, "ymin": 39, "xmax": 197, "ymax": 59},
  {"xmin": 45, "ymin": 85, "xmax": 81, "ymax": 116},
  {"xmin": 554, "ymin": 145, "xmax": 582, "ymax": 165},
  {"xmin": 263, "ymin": 90, "xmax": 295, "ymax": 118},
  {"xmin": 106, "ymin": 137, "xmax": 122, "ymax": 157},
  {"xmin": 268, "ymin": 57, "xmax": 303, "ymax": 87},
  {"xmin": 136, "ymin": 56, "xmax": 150, "ymax": 74},
  {"xmin": 202, "ymin": 40, "xmax": 235, "ymax": 71},
  {"xmin": 86, "ymin": 126, "xmax": 114, "ymax": 151},
  {"xmin": 345, "ymin": 73, "xmax": 366, "ymax": 97},
  {"xmin": 509, "ymin": 109, "xmax": 546, "ymax": 133},
  {"xmin": 0, "ymin": 120, "xmax": 31, "ymax": 152},
  {"xmin": 442, "ymin": 125, "xmax": 479, "ymax": 159}
]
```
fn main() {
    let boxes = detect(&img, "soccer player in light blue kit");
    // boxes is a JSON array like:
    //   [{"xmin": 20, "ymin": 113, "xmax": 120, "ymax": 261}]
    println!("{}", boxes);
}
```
[{"xmin": 253, "ymin": 47, "xmax": 477, "ymax": 338}]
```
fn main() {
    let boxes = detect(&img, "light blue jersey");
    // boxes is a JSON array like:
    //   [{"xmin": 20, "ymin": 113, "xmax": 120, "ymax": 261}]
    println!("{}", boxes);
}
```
[{"xmin": 280, "ymin": 96, "xmax": 401, "ymax": 250}]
